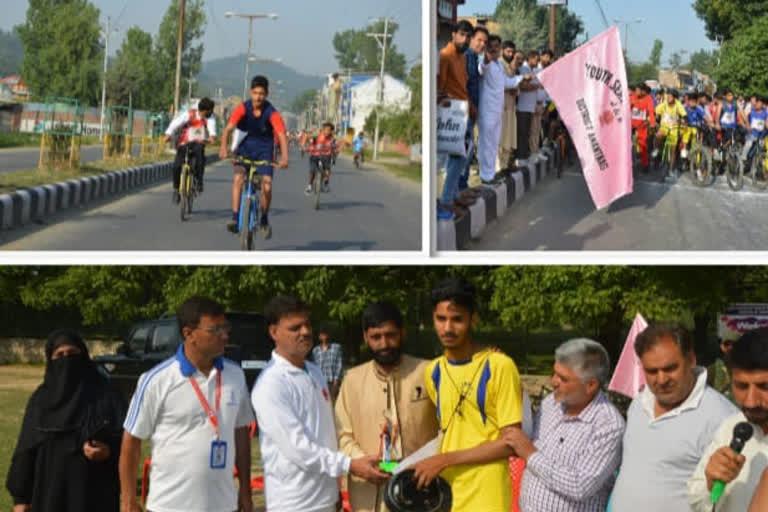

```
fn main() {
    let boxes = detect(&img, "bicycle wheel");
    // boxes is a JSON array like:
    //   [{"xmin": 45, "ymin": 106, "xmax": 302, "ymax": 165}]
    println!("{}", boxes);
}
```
[
  {"xmin": 689, "ymin": 146, "xmax": 713, "ymax": 187},
  {"xmin": 752, "ymin": 148, "xmax": 768, "ymax": 190},
  {"xmin": 179, "ymin": 166, "xmax": 189, "ymax": 221},
  {"xmin": 727, "ymin": 147, "xmax": 744, "ymax": 191},
  {"xmin": 240, "ymin": 195, "xmax": 252, "ymax": 251},
  {"xmin": 187, "ymin": 173, "xmax": 194, "ymax": 215},
  {"xmin": 314, "ymin": 173, "xmax": 321, "ymax": 210}
]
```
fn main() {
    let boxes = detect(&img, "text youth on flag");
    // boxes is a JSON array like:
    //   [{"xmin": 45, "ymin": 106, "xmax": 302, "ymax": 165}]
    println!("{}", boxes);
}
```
[
  {"xmin": 608, "ymin": 313, "xmax": 648, "ymax": 399},
  {"xmin": 538, "ymin": 26, "xmax": 632, "ymax": 209}
]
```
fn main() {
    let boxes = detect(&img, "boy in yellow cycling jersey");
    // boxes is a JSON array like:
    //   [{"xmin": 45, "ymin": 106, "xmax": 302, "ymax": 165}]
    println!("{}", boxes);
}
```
[{"xmin": 653, "ymin": 90, "xmax": 687, "ymax": 178}]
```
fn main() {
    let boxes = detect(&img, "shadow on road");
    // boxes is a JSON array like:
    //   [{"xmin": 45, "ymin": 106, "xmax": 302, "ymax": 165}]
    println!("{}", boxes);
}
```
[
  {"xmin": 319, "ymin": 200, "xmax": 385, "ymax": 211},
  {"xmin": 269, "ymin": 239, "xmax": 378, "ymax": 251}
]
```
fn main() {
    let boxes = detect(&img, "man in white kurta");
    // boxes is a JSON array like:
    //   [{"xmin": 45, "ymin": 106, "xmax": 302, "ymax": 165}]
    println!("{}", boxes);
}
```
[{"xmin": 478, "ymin": 36, "xmax": 526, "ymax": 184}]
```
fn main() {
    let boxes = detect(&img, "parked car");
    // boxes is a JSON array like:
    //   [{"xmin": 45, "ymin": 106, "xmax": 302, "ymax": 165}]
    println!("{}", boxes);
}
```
[{"xmin": 94, "ymin": 312, "xmax": 271, "ymax": 402}]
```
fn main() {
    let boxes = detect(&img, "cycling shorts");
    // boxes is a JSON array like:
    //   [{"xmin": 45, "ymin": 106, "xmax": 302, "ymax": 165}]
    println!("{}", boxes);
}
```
[{"xmin": 310, "ymin": 155, "xmax": 332, "ymax": 173}]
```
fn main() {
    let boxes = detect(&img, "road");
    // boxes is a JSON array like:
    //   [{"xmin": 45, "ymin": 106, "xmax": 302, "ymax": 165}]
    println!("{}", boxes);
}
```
[
  {"xmin": 0, "ymin": 145, "xmax": 142, "ymax": 175},
  {"xmin": 0, "ymin": 148, "xmax": 420, "ymax": 251},
  {"xmin": 469, "ymin": 165, "xmax": 768, "ymax": 251}
]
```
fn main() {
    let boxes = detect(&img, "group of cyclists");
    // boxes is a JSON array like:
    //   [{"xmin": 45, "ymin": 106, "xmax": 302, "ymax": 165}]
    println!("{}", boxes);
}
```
[
  {"xmin": 630, "ymin": 84, "xmax": 768, "ymax": 185},
  {"xmin": 161, "ymin": 75, "xmax": 371, "ymax": 240}
]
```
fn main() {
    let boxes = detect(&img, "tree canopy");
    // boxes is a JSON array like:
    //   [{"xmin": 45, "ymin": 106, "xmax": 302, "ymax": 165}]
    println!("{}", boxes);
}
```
[
  {"xmin": 332, "ymin": 20, "xmax": 407, "ymax": 80},
  {"xmin": 495, "ymin": 0, "xmax": 585, "ymax": 54},
  {"xmin": 0, "ymin": 29, "xmax": 24, "ymax": 77}
]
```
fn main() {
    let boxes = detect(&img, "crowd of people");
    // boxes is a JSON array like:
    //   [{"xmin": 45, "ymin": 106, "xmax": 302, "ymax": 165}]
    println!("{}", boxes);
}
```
[
  {"xmin": 6, "ymin": 284, "xmax": 768, "ymax": 512},
  {"xmin": 630, "ymin": 84, "xmax": 768, "ymax": 182},
  {"xmin": 438, "ymin": 20, "xmax": 559, "ymax": 221}
]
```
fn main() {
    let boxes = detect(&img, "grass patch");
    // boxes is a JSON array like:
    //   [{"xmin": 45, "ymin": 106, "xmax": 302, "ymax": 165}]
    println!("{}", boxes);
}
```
[
  {"xmin": 0, "ymin": 133, "xmax": 102, "ymax": 149},
  {"xmin": 378, "ymin": 161, "xmax": 421, "ymax": 183},
  {"xmin": 0, "ymin": 365, "xmax": 267, "ymax": 512},
  {"xmin": 0, "ymin": 154, "xmax": 172, "ymax": 195}
]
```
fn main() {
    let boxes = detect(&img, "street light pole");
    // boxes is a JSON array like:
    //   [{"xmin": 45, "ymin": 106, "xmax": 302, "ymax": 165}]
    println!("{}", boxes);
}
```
[
  {"xmin": 173, "ymin": 0, "xmax": 186, "ymax": 116},
  {"xmin": 224, "ymin": 12, "xmax": 278, "ymax": 100},
  {"xmin": 613, "ymin": 18, "xmax": 644, "ymax": 58},
  {"xmin": 99, "ymin": 15, "xmax": 112, "ymax": 142}
]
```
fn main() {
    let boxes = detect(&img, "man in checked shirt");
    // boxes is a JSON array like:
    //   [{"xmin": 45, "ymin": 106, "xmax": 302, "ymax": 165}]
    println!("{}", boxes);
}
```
[
  {"xmin": 312, "ymin": 327, "xmax": 343, "ymax": 401},
  {"xmin": 505, "ymin": 338, "xmax": 625, "ymax": 512}
]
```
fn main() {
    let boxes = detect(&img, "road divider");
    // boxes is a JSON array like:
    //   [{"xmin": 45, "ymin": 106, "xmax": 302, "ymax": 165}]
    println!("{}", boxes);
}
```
[
  {"xmin": 437, "ymin": 144, "xmax": 559, "ymax": 251},
  {"xmin": 0, "ymin": 155, "xmax": 220, "ymax": 231}
]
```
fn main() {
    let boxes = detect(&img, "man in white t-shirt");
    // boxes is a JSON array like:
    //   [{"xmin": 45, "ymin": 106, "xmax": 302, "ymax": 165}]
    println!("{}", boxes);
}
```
[
  {"xmin": 119, "ymin": 296, "xmax": 255, "ymax": 512},
  {"xmin": 252, "ymin": 295, "xmax": 388, "ymax": 512}
]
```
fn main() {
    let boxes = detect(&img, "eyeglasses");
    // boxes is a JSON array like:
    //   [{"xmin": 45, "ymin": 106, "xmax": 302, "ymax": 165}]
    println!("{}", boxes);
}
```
[{"xmin": 196, "ymin": 323, "xmax": 231, "ymax": 335}]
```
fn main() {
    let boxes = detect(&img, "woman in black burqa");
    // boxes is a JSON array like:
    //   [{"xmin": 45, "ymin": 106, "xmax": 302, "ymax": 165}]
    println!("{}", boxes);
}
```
[{"xmin": 6, "ymin": 329, "xmax": 127, "ymax": 512}]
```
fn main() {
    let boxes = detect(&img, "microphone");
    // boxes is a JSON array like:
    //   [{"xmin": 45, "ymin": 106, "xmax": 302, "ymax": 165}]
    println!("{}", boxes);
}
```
[{"xmin": 709, "ymin": 422, "xmax": 754, "ymax": 504}]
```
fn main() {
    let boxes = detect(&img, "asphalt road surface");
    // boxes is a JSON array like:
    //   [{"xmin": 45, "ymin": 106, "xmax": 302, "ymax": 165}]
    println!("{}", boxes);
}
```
[
  {"xmin": 469, "ymin": 165, "xmax": 768, "ymax": 251},
  {"xmin": 0, "ymin": 148, "xmax": 420, "ymax": 251},
  {"xmin": 0, "ymin": 145, "xmax": 143, "ymax": 175}
]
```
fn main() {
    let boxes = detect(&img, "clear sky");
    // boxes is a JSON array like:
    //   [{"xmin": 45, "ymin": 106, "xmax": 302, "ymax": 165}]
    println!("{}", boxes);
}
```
[
  {"xmin": 1, "ymin": 0, "xmax": 421, "ymax": 76},
  {"xmin": 458, "ymin": 0, "xmax": 718, "ymax": 65}
]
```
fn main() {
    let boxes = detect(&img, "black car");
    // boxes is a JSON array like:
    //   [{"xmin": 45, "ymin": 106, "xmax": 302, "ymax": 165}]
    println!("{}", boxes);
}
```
[{"xmin": 94, "ymin": 312, "xmax": 272, "ymax": 402}]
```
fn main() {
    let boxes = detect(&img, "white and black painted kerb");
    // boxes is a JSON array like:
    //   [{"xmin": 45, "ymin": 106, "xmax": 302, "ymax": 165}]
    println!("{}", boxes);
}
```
[
  {"xmin": 0, "ymin": 155, "xmax": 220, "ymax": 231},
  {"xmin": 437, "ymin": 145, "xmax": 559, "ymax": 251}
]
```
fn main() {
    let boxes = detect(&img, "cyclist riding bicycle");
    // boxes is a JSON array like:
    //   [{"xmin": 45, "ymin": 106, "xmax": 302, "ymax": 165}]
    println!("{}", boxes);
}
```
[
  {"xmin": 352, "ymin": 131, "xmax": 367, "ymax": 165},
  {"xmin": 715, "ymin": 89, "xmax": 743, "ymax": 140},
  {"xmin": 740, "ymin": 95, "xmax": 768, "ymax": 162},
  {"xmin": 163, "ymin": 97, "xmax": 216, "ymax": 203},
  {"xmin": 218, "ymin": 75, "xmax": 288, "ymax": 238},
  {"xmin": 631, "ymin": 84, "xmax": 656, "ymax": 173},
  {"xmin": 304, "ymin": 122, "xmax": 341, "ymax": 194},
  {"xmin": 681, "ymin": 92, "xmax": 706, "ymax": 157},
  {"xmin": 653, "ymin": 89, "xmax": 688, "ymax": 177}
]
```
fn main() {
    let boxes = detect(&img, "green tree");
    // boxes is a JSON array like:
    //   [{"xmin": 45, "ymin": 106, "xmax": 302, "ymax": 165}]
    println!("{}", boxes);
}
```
[
  {"xmin": 332, "ymin": 20, "xmax": 407, "ymax": 79},
  {"xmin": 0, "ymin": 29, "xmax": 24, "ymax": 77},
  {"xmin": 687, "ymin": 48, "xmax": 719, "ymax": 76},
  {"xmin": 407, "ymin": 64, "xmax": 421, "ymax": 112},
  {"xmin": 16, "ymin": 0, "xmax": 103, "ymax": 103},
  {"xmin": 713, "ymin": 15, "xmax": 768, "ymax": 97},
  {"xmin": 495, "ymin": 0, "xmax": 584, "ymax": 54},
  {"xmin": 106, "ymin": 27, "xmax": 158, "ymax": 109},
  {"xmin": 291, "ymin": 88, "xmax": 318, "ymax": 114},
  {"xmin": 153, "ymin": 0, "xmax": 206, "ymax": 111},
  {"xmin": 626, "ymin": 39, "xmax": 663, "ymax": 85},
  {"xmin": 693, "ymin": 0, "xmax": 768, "ymax": 42},
  {"xmin": 649, "ymin": 39, "xmax": 664, "ymax": 67},
  {"xmin": 669, "ymin": 52, "xmax": 683, "ymax": 70}
]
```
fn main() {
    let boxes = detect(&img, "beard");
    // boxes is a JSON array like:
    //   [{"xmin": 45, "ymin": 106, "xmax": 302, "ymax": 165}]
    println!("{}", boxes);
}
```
[
  {"xmin": 743, "ymin": 406, "xmax": 768, "ymax": 426},
  {"xmin": 372, "ymin": 347, "xmax": 401, "ymax": 366},
  {"xmin": 503, "ymin": 54, "xmax": 514, "ymax": 63}
]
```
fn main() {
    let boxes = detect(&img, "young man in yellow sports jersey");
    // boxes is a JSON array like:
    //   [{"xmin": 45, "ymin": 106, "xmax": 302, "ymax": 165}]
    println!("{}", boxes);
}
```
[
  {"xmin": 653, "ymin": 89, "xmax": 688, "ymax": 180},
  {"xmin": 412, "ymin": 277, "xmax": 523, "ymax": 512}
]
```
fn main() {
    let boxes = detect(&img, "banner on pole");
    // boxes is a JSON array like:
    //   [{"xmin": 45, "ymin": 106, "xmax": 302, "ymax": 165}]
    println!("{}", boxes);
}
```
[{"xmin": 608, "ymin": 313, "xmax": 648, "ymax": 399}]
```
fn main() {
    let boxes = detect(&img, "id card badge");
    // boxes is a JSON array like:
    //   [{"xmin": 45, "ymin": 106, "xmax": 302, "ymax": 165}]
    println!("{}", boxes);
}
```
[{"xmin": 210, "ymin": 440, "xmax": 227, "ymax": 469}]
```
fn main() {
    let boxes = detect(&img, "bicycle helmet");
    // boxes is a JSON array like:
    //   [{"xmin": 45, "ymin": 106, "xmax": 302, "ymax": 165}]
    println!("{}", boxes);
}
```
[{"xmin": 383, "ymin": 469, "xmax": 452, "ymax": 512}]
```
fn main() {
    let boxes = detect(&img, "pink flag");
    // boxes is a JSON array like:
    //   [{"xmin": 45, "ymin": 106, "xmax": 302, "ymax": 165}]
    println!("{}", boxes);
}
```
[
  {"xmin": 608, "ymin": 313, "xmax": 648, "ymax": 398},
  {"xmin": 538, "ymin": 27, "xmax": 633, "ymax": 209}
]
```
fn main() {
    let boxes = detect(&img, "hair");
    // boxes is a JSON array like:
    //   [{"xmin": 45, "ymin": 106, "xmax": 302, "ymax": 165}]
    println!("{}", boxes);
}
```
[
  {"xmin": 641, "ymin": 84, "xmax": 652, "ymax": 93},
  {"xmin": 431, "ymin": 277, "xmax": 476, "ymax": 314},
  {"xmin": 472, "ymin": 25, "xmax": 489, "ymax": 39},
  {"xmin": 316, "ymin": 326, "xmax": 331, "ymax": 336},
  {"xmin": 542, "ymin": 49, "xmax": 554, "ymax": 58},
  {"xmin": 634, "ymin": 323, "xmax": 694, "ymax": 358},
  {"xmin": 362, "ymin": 301, "xmax": 404, "ymax": 331},
  {"xmin": 528, "ymin": 50, "xmax": 540, "ymax": 59},
  {"xmin": 502, "ymin": 40, "xmax": 516, "ymax": 50},
  {"xmin": 454, "ymin": 20, "xmax": 474, "ymax": 35},
  {"xmin": 726, "ymin": 327, "xmax": 768, "ymax": 371},
  {"xmin": 722, "ymin": 88, "xmax": 732, "ymax": 96},
  {"xmin": 176, "ymin": 296, "xmax": 226, "ymax": 335},
  {"xmin": 555, "ymin": 338, "xmax": 611, "ymax": 386},
  {"xmin": 198, "ymin": 97, "xmax": 214, "ymax": 112},
  {"xmin": 251, "ymin": 75, "xmax": 269, "ymax": 93},
  {"xmin": 332, "ymin": 72, "xmax": 339, "ymax": 79},
  {"xmin": 488, "ymin": 34, "xmax": 501, "ymax": 46},
  {"xmin": 264, "ymin": 295, "xmax": 310, "ymax": 326}
]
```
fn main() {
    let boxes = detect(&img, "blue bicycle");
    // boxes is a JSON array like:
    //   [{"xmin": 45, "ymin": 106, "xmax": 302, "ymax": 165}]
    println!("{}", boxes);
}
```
[{"xmin": 235, "ymin": 156, "xmax": 274, "ymax": 251}]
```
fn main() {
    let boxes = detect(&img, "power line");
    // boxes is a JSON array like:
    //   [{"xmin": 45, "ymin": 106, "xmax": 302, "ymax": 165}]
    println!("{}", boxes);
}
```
[{"xmin": 593, "ymin": 0, "xmax": 610, "ymax": 29}]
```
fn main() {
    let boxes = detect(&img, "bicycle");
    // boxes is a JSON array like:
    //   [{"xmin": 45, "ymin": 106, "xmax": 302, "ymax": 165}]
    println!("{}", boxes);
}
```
[
  {"xmin": 684, "ymin": 126, "xmax": 715, "ymax": 187},
  {"xmin": 653, "ymin": 124, "xmax": 681, "ymax": 180},
  {"xmin": 310, "ymin": 157, "xmax": 328, "ymax": 210},
  {"xmin": 353, "ymin": 150, "xmax": 363, "ymax": 169},
  {"xmin": 723, "ymin": 128, "xmax": 746, "ymax": 191},
  {"xmin": 234, "ymin": 156, "xmax": 275, "ymax": 251},
  {"xmin": 739, "ymin": 136, "xmax": 768, "ymax": 190},
  {"xmin": 178, "ymin": 144, "xmax": 199, "ymax": 222}
]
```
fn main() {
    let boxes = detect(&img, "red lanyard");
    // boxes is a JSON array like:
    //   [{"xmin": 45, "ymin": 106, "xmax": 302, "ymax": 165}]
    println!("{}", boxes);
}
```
[{"xmin": 188, "ymin": 371, "xmax": 222, "ymax": 438}]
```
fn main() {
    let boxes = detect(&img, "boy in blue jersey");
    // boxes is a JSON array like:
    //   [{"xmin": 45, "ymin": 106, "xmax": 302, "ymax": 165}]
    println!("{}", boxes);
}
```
[
  {"xmin": 740, "ymin": 95, "xmax": 767, "ymax": 161},
  {"xmin": 219, "ymin": 76, "xmax": 288, "ymax": 238}
]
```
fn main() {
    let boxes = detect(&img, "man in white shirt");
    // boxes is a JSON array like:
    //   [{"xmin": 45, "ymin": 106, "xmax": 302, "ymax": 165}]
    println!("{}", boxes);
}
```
[
  {"xmin": 611, "ymin": 324, "xmax": 737, "ymax": 512},
  {"xmin": 688, "ymin": 327, "xmax": 768, "ymax": 511},
  {"xmin": 251, "ymin": 295, "xmax": 388, "ymax": 512},
  {"xmin": 515, "ymin": 51, "xmax": 543, "ymax": 162},
  {"xmin": 119, "ymin": 296, "xmax": 255, "ymax": 512}
]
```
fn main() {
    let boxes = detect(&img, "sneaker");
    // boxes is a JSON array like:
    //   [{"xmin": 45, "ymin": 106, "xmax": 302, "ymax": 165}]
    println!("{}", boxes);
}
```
[
  {"xmin": 538, "ymin": 153, "xmax": 549, "ymax": 161},
  {"xmin": 172, "ymin": 191, "xmax": 180, "ymax": 204},
  {"xmin": 651, "ymin": 149, "xmax": 659, "ymax": 159},
  {"xmin": 304, "ymin": 184, "xmax": 313, "ymax": 195},
  {"xmin": 226, "ymin": 219, "xmax": 238, "ymax": 233},
  {"xmin": 260, "ymin": 222, "xmax": 272, "ymax": 240}
]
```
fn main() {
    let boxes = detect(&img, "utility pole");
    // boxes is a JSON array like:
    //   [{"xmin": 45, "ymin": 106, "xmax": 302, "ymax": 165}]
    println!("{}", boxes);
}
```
[
  {"xmin": 366, "ymin": 17, "xmax": 392, "ymax": 161},
  {"xmin": 224, "ymin": 12, "xmax": 278, "ymax": 100},
  {"xmin": 613, "ymin": 18, "xmax": 644, "ymax": 58},
  {"xmin": 549, "ymin": 5, "xmax": 556, "ymax": 53},
  {"xmin": 99, "ymin": 15, "xmax": 112, "ymax": 142},
  {"xmin": 173, "ymin": 0, "xmax": 186, "ymax": 116}
]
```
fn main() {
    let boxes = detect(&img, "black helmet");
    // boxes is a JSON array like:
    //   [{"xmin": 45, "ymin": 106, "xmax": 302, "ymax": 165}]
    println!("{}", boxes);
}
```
[{"xmin": 383, "ymin": 470, "xmax": 452, "ymax": 512}]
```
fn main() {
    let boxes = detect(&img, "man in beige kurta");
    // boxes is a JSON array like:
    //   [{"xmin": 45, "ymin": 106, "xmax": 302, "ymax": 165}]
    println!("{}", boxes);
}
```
[
  {"xmin": 498, "ymin": 40, "xmax": 518, "ymax": 172},
  {"xmin": 335, "ymin": 302, "xmax": 439, "ymax": 512}
]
